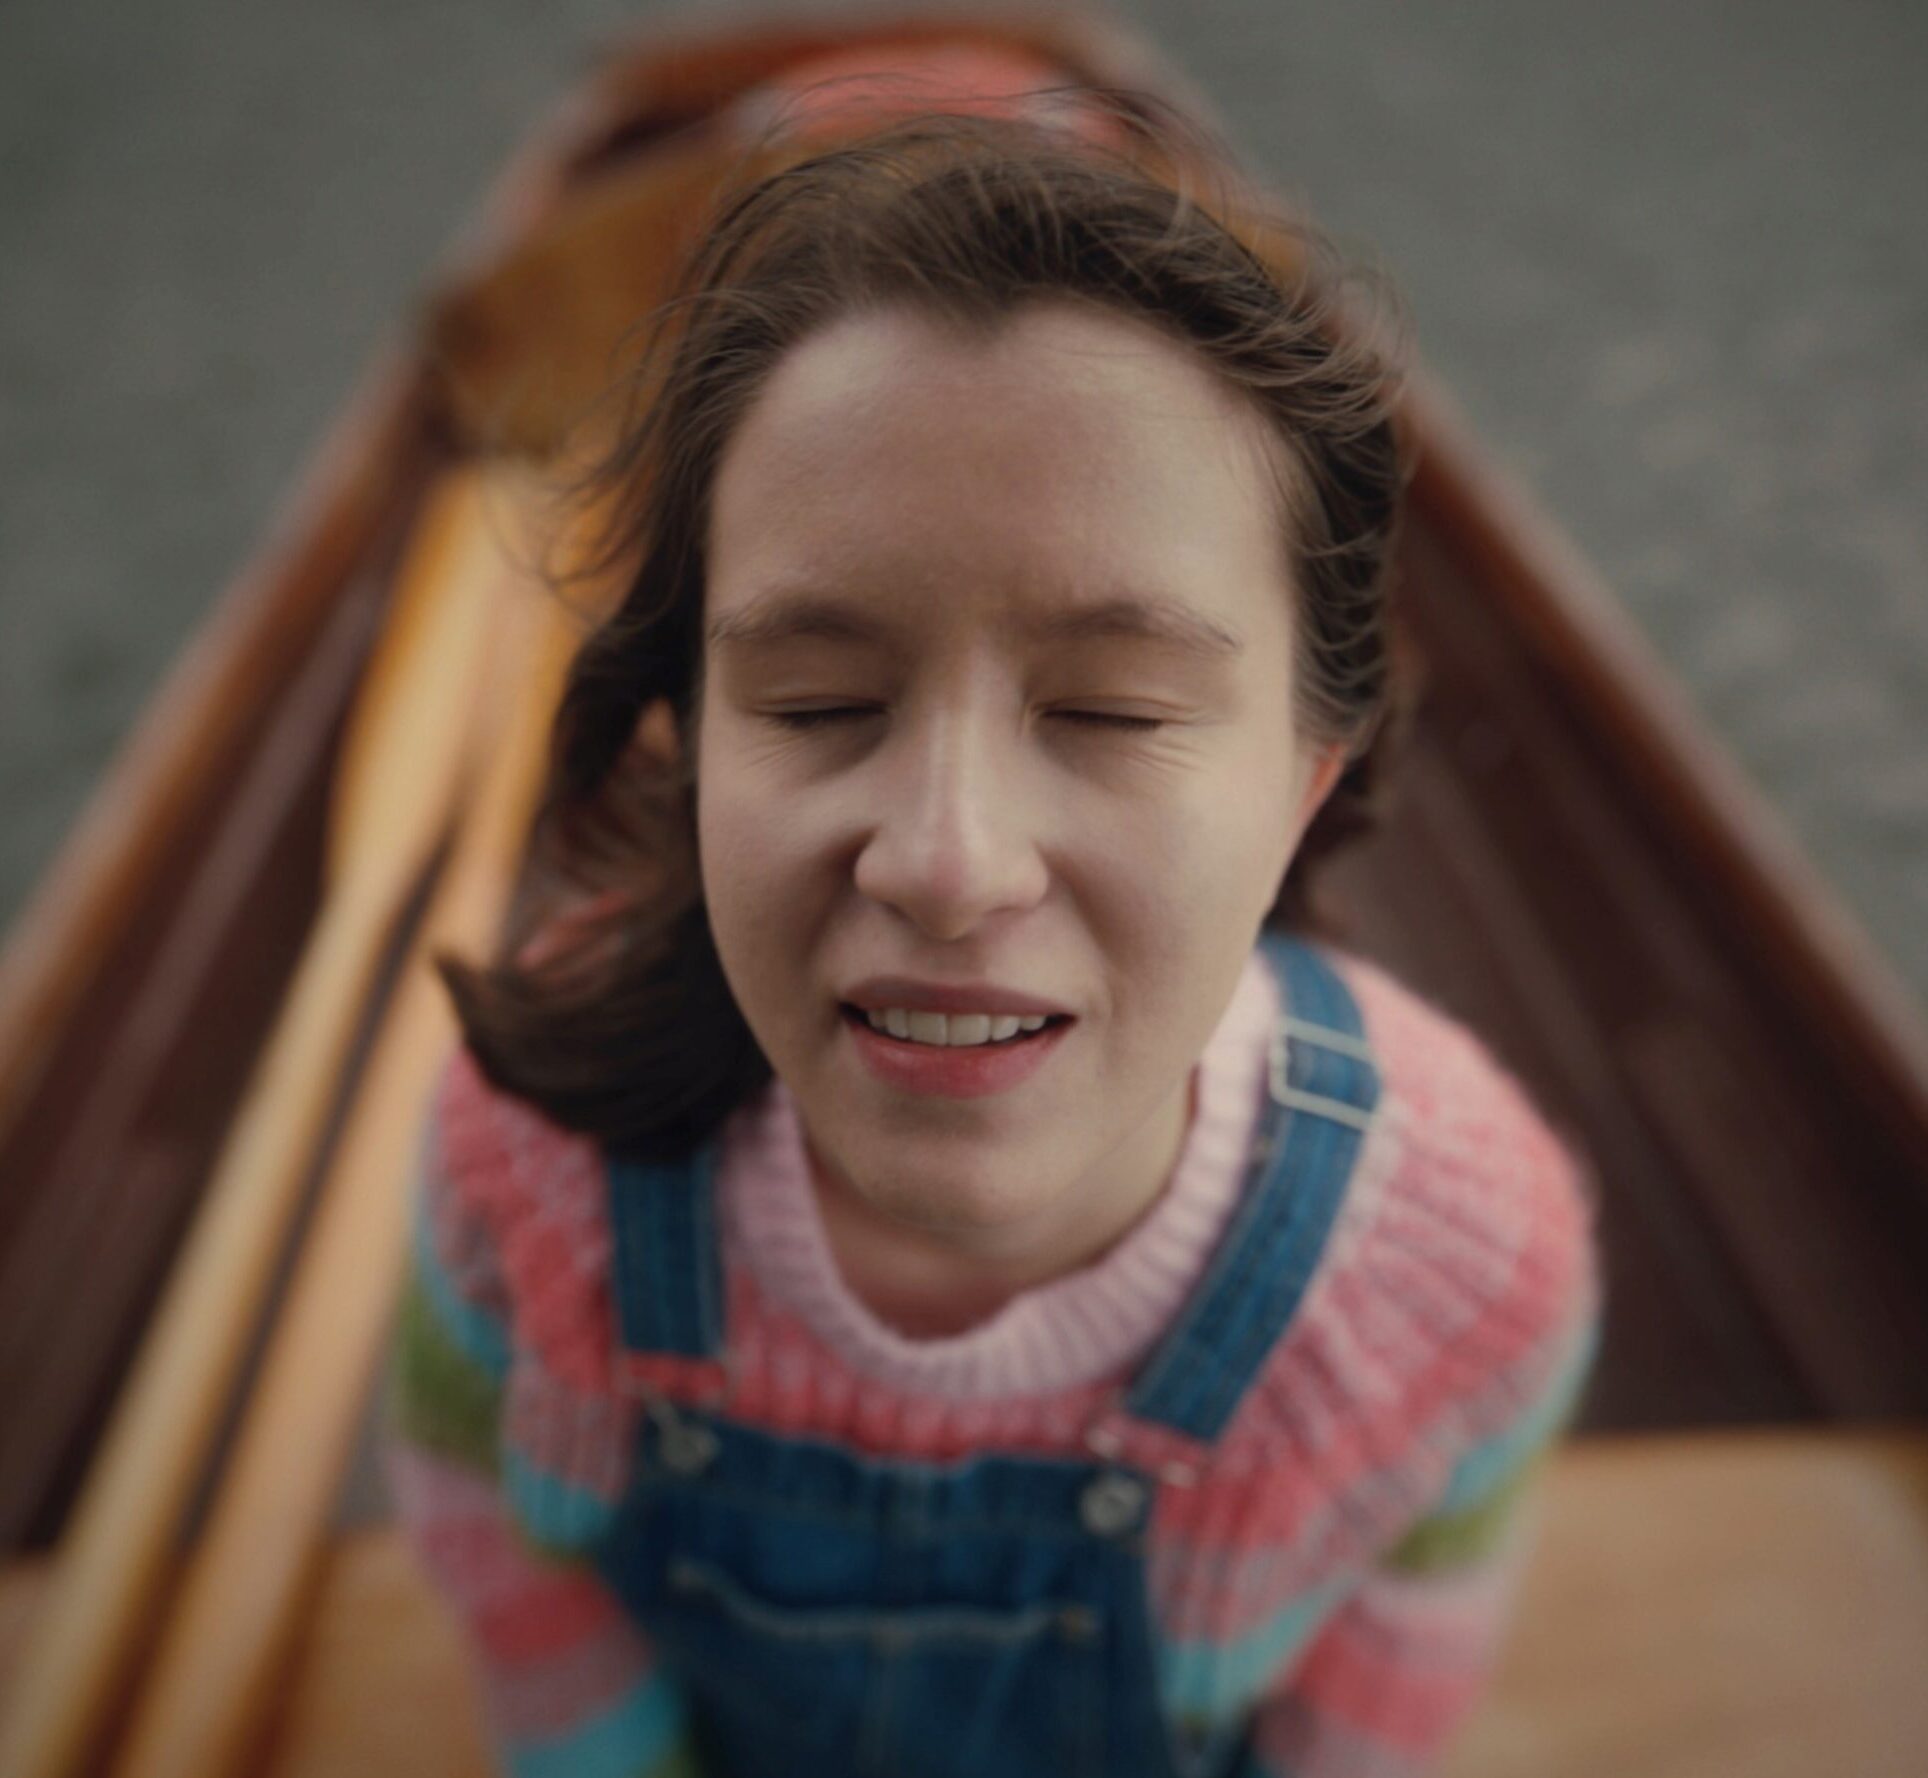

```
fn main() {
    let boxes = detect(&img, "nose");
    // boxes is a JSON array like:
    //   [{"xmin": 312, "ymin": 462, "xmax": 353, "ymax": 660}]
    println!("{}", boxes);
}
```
[{"xmin": 851, "ymin": 706, "xmax": 1048, "ymax": 941}]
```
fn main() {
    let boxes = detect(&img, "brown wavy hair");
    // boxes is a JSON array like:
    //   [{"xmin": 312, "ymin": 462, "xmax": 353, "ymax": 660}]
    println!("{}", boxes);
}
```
[{"xmin": 441, "ymin": 92, "xmax": 1410, "ymax": 1160}]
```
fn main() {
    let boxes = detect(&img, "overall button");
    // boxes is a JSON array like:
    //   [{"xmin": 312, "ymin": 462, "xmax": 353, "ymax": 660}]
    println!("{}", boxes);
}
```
[
  {"xmin": 1079, "ymin": 1470, "xmax": 1148, "ymax": 1537},
  {"xmin": 1056, "ymin": 1604, "xmax": 1101, "ymax": 1644},
  {"xmin": 658, "ymin": 1418, "xmax": 720, "ymax": 1477}
]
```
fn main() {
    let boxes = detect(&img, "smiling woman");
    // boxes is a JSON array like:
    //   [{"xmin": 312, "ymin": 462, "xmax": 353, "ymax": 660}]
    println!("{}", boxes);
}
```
[
  {"xmin": 695, "ymin": 298, "xmax": 1340, "ymax": 1294},
  {"xmin": 440, "ymin": 104, "xmax": 1403, "ymax": 1165},
  {"xmin": 397, "ymin": 85, "xmax": 1600, "ymax": 1778}
]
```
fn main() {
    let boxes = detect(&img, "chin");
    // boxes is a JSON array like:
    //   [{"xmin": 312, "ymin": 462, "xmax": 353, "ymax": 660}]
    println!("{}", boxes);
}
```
[{"xmin": 854, "ymin": 1162, "xmax": 1055, "ymax": 1240}]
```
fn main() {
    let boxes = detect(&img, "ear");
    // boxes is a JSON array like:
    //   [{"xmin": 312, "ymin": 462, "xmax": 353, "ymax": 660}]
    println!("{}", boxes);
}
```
[
  {"xmin": 1268, "ymin": 742, "xmax": 1348, "ymax": 901},
  {"xmin": 629, "ymin": 696, "xmax": 680, "ymax": 766},
  {"xmin": 1292, "ymin": 741, "xmax": 1349, "ymax": 840}
]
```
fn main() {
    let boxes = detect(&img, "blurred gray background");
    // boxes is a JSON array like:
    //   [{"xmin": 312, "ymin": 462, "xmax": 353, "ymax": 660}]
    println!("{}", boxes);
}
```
[{"xmin": 3, "ymin": 0, "xmax": 1924, "ymax": 1007}]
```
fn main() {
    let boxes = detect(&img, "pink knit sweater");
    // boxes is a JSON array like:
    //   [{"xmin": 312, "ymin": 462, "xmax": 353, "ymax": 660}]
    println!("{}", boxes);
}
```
[{"xmin": 387, "ymin": 940, "xmax": 1604, "ymax": 1777}]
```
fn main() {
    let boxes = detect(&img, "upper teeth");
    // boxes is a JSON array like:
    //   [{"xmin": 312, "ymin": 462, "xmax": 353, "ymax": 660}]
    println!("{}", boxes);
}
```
[{"xmin": 864, "ymin": 1009, "xmax": 1051, "ymax": 1046}]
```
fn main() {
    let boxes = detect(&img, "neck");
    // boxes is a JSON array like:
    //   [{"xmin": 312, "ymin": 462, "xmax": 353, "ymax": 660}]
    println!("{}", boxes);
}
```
[{"xmin": 808, "ymin": 1073, "xmax": 1197, "ymax": 1340}]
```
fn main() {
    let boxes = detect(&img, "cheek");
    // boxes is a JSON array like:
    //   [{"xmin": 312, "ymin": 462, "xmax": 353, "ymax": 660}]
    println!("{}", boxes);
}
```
[
  {"xmin": 1107, "ymin": 790, "xmax": 1284, "ymax": 1051},
  {"xmin": 1082, "ymin": 800, "xmax": 1261, "ymax": 978},
  {"xmin": 696, "ymin": 787, "xmax": 800, "ymax": 1052},
  {"xmin": 695, "ymin": 761, "xmax": 825, "ymax": 953},
  {"xmin": 1094, "ymin": 772, "xmax": 1298, "ymax": 1013},
  {"xmin": 1127, "ymin": 760, "xmax": 1294, "ymax": 903},
  {"xmin": 694, "ymin": 758, "xmax": 769, "ymax": 961},
  {"xmin": 693, "ymin": 720, "xmax": 770, "ymax": 873}
]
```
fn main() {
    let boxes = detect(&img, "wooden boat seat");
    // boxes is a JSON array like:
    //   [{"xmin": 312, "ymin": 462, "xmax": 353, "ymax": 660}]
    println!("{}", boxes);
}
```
[
  {"xmin": 4, "ymin": 1428, "xmax": 1922, "ymax": 1777},
  {"xmin": 1448, "ymin": 1427, "xmax": 1928, "ymax": 1778}
]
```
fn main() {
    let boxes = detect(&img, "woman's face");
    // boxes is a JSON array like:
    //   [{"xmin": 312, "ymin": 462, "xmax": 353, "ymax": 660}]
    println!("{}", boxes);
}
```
[{"xmin": 696, "ymin": 300, "xmax": 1343, "ymax": 1267}]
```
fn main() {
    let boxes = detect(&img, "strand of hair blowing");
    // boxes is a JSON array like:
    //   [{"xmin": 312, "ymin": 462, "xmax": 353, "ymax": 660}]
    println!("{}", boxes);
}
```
[{"xmin": 441, "ymin": 95, "xmax": 1409, "ymax": 1160}]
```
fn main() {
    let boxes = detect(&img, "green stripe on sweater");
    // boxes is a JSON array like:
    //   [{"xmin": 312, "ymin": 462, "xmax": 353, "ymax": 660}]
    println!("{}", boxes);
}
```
[
  {"xmin": 1383, "ymin": 1450, "xmax": 1543, "ymax": 1573},
  {"xmin": 387, "ymin": 1268, "xmax": 504, "ymax": 1474}
]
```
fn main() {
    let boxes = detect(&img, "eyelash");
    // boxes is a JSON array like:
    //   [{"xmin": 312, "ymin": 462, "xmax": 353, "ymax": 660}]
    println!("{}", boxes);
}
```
[{"xmin": 768, "ymin": 707, "xmax": 1166, "ymax": 733}]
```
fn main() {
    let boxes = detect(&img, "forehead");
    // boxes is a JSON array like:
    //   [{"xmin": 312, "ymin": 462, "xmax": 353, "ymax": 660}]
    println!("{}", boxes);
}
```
[{"xmin": 704, "ymin": 301, "xmax": 1298, "ymax": 660}]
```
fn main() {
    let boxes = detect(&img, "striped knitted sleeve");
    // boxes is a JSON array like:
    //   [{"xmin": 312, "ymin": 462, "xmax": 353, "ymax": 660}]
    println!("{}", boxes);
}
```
[
  {"xmin": 384, "ymin": 1063, "xmax": 701, "ymax": 1778},
  {"xmin": 1239, "ymin": 1285, "xmax": 1604, "ymax": 1777}
]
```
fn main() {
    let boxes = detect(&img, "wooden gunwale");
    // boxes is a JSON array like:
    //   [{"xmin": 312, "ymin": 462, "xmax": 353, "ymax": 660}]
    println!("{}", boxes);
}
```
[
  {"xmin": 0, "ymin": 29, "xmax": 636, "ymax": 1549},
  {"xmin": 0, "ymin": 380, "xmax": 441, "ymax": 1548},
  {"xmin": 1404, "ymin": 371, "xmax": 1928, "ymax": 1169},
  {"xmin": 1369, "ymin": 376, "xmax": 1928, "ymax": 1425}
]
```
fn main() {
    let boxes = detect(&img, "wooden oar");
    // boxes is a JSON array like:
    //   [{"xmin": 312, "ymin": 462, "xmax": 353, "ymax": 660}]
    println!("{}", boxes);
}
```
[
  {"xmin": 105, "ymin": 557, "xmax": 584, "ymax": 1778},
  {"xmin": 0, "ymin": 463, "xmax": 527, "ymax": 1778}
]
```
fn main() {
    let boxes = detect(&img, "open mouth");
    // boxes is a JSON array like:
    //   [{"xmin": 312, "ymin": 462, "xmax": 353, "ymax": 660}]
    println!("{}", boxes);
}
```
[
  {"xmin": 837, "ymin": 1004, "xmax": 1073, "ymax": 1048},
  {"xmin": 836, "ymin": 1003, "xmax": 1074, "ymax": 1099}
]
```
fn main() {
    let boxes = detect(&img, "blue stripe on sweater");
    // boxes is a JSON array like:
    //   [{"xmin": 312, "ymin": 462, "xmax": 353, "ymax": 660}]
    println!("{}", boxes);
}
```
[
  {"xmin": 1159, "ymin": 1573, "xmax": 1354, "ymax": 1722},
  {"xmin": 505, "ymin": 1671, "xmax": 687, "ymax": 1778},
  {"xmin": 503, "ymin": 1449, "xmax": 618, "ymax": 1551},
  {"xmin": 1438, "ymin": 1309, "xmax": 1601, "ymax": 1513},
  {"xmin": 411, "ymin": 1199, "xmax": 512, "ymax": 1380}
]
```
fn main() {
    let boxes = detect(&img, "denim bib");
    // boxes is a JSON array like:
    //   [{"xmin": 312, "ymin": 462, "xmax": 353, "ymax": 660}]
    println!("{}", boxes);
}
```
[{"xmin": 593, "ymin": 931, "xmax": 1380, "ymax": 1778}]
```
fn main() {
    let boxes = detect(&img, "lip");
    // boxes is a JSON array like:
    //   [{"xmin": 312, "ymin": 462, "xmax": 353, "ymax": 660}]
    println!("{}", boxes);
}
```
[
  {"xmin": 839, "ymin": 976, "xmax": 1074, "ymax": 1017},
  {"xmin": 841, "ymin": 1005, "xmax": 1071, "ymax": 1099}
]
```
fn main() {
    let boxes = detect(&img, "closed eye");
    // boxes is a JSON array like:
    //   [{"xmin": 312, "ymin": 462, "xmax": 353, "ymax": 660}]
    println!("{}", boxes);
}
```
[
  {"xmin": 765, "ymin": 708, "xmax": 1167, "ymax": 733},
  {"xmin": 1055, "ymin": 710, "xmax": 1167, "ymax": 733},
  {"xmin": 766, "ymin": 706, "xmax": 880, "ymax": 730}
]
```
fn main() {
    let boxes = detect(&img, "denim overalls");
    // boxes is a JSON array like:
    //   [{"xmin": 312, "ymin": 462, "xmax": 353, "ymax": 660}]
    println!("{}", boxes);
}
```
[{"xmin": 593, "ymin": 932, "xmax": 1381, "ymax": 1778}]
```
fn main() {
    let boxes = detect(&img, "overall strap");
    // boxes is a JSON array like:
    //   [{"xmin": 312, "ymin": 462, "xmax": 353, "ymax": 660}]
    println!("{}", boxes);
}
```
[
  {"xmin": 1122, "ymin": 931, "xmax": 1382, "ymax": 1443},
  {"xmin": 607, "ymin": 1140, "xmax": 727, "ymax": 1360}
]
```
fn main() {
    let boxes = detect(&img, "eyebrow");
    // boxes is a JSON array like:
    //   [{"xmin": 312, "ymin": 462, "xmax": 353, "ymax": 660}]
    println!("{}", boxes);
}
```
[{"xmin": 706, "ymin": 591, "xmax": 1245, "ymax": 659}]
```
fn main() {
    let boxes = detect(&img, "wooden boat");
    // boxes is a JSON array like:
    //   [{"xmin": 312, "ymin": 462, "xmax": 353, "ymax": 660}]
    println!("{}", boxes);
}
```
[{"xmin": 2, "ymin": 8, "xmax": 1925, "ymax": 1777}]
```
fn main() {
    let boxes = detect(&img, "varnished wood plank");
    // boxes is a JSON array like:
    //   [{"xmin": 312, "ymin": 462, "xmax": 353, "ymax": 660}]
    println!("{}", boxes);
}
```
[
  {"xmin": 0, "ymin": 572, "xmax": 388, "ymax": 1548},
  {"xmin": 0, "ymin": 372, "xmax": 432, "ymax": 1166},
  {"xmin": 256, "ymin": 1534, "xmax": 494, "ymax": 1778},
  {"xmin": 1449, "ymin": 1429, "xmax": 1928, "ymax": 1778},
  {"xmin": 1376, "ymin": 496, "xmax": 1928, "ymax": 1415}
]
